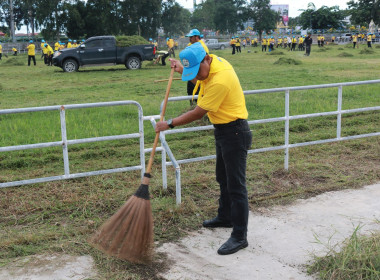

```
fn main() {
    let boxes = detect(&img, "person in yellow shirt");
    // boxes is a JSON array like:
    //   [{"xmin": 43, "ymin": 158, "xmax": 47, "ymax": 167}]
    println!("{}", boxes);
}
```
[
  {"xmin": 261, "ymin": 36, "xmax": 267, "ymax": 52},
  {"xmin": 156, "ymin": 42, "xmax": 252, "ymax": 256},
  {"xmin": 317, "ymin": 35, "xmax": 321, "ymax": 47},
  {"xmin": 166, "ymin": 37, "xmax": 175, "ymax": 57},
  {"xmin": 12, "ymin": 47, "xmax": 17, "ymax": 56},
  {"xmin": 44, "ymin": 43, "xmax": 54, "ymax": 66},
  {"xmin": 27, "ymin": 40, "xmax": 36, "ymax": 66},
  {"xmin": 230, "ymin": 36, "xmax": 236, "ymax": 54},
  {"xmin": 54, "ymin": 41, "xmax": 60, "ymax": 51},
  {"xmin": 235, "ymin": 36, "xmax": 241, "ymax": 53},
  {"xmin": 298, "ymin": 36, "xmax": 304, "ymax": 51},
  {"xmin": 67, "ymin": 39, "xmax": 72, "ymax": 48},
  {"xmin": 185, "ymin": 28, "xmax": 210, "ymax": 104},
  {"xmin": 367, "ymin": 34, "xmax": 372, "ymax": 48},
  {"xmin": 277, "ymin": 37, "xmax": 282, "ymax": 48},
  {"xmin": 331, "ymin": 35, "xmax": 335, "ymax": 43},
  {"xmin": 41, "ymin": 39, "xmax": 48, "ymax": 64},
  {"xmin": 291, "ymin": 36, "xmax": 297, "ymax": 51},
  {"xmin": 352, "ymin": 34, "xmax": 358, "ymax": 48},
  {"xmin": 0, "ymin": 42, "xmax": 2, "ymax": 60}
]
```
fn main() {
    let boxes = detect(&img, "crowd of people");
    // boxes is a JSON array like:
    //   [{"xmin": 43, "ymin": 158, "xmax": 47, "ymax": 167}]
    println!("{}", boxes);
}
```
[{"xmin": 0, "ymin": 38, "xmax": 85, "ymax": 65}]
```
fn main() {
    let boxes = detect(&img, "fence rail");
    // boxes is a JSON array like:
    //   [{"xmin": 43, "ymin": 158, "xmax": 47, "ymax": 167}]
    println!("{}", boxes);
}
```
[
  {"xmin": 0, "ymin": 101, "xmax": 146, "ymax": 188},
  {"xmin": 157, "ymin": 80, "xmax": 380, "ymax": 204},
  {"xmin": 1, "ymin": 81, "xmax": 379, "ymax": 205}
]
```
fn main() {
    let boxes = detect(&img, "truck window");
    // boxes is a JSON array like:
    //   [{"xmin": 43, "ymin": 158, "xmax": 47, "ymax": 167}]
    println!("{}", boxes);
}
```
[
  {"xmin": 85, "ymin": 39, "xmax": 102, "ymax": 48},
  {"xmin": 103, "ymin": 39, "xmax": 114, "ymax": 48}
]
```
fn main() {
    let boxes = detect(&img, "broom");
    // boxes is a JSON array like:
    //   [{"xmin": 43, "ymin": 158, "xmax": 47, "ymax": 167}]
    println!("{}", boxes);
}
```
[{"xmin": 90, "ymin": 68, "xmax": 175, "ymax": 263}]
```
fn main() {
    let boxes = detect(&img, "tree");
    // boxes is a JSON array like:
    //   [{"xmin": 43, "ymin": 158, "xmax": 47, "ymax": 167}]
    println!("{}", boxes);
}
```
[
  {"xmin": 34, "ymin": 0, "xmax": 70, "ymax": 40},
  {"xmin": 119, "ymin": 0, "xmax": 162, "ymax": 37},
  {"xmin": 65, "ymin": 0, "xmax": 87, "ymax": 39},
  {"xmin": 213, "ymin": 0, "xmax": 247, "ymax": 33},
  {"xmin": 298, "ymin": 5, "xmax": 345, "ymax": 30},
  {"xmin": 348, "ymin": 0, "xmax": 380, "ymax": 26},
  {"xmin": 246, "ymin": 0, "xmax": 277, "ymax": 39},
  {"xmin": 162, "ymin": 1, "xmax": 191, "ymax": 36}
]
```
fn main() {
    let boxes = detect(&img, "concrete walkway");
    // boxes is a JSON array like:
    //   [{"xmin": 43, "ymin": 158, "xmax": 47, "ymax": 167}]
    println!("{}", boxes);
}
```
[
  {"xmin": 158, "ymin": 182, "xmax": 380, "ymax": 280},
  {"xmin": 1, "ymin": 183, "xmax": 379, "ymax": 280}
]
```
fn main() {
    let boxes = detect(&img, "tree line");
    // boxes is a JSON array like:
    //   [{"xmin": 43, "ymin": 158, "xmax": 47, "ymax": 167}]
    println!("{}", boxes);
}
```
[{"xmin": 0, "ymin": 0, "xmax": 378, "ymax": 41}]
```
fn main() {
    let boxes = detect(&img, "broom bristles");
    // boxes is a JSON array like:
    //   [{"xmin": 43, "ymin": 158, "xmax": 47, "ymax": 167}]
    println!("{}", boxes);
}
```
[{"xmin": 90, "ymin": 185, "xmax": 154, "ymax": 264}]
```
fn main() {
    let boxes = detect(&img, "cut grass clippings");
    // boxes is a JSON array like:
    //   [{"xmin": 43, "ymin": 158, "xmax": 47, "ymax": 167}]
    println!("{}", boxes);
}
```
[
  {"xmin": 274, "ymin": 57, "xmax": 302, "ymax": 65},
  {"xmin": 337, "ymin": 52, "xmax": 354, "ymax": 57},
  {"xmin": 0, "ymin": 44, "xmax": 379, "ymax": 279}
]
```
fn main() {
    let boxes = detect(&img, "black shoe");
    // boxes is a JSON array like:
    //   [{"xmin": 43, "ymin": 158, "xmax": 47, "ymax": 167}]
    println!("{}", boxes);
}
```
[
  {"xmin": 217, "ymin": 237, "xmax": 248, "ymax": 255},
  {"xmin": 202, "ymin": 217, "xmax": 233, "ymax": 228}
]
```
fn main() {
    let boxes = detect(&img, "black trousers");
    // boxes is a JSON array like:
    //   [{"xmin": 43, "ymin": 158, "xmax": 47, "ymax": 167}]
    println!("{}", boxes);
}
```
[
  {"xmin": 28, "ymin": 55, "xmax": 36, "ymax": 66},
  {"xmin": 161, "ymin": 52, "xmax": 170, "ymax": 66},
  {"xmin": 0, "ymin": 53, "xmax": 2, "ymax": 60},
  {"xmin": 231, "ymin": 44, "xmax": 236, "ymax": 54},
  {"xmin": 305, "ymin": 45, "xmax": 311, "ymax": 56},
  {"xmin": 236, "ymin": 46, "xmax": 241, "ymax": 53},
  {"xmin": 214, "ymin": 119, "xmax": 252, "ymax": 239}
]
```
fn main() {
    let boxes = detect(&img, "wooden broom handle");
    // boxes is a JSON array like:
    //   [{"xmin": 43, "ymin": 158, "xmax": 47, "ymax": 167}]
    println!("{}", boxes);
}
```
[{"xmin": 145, "ymin": 67, "xmax": 175, "ymax": 174}]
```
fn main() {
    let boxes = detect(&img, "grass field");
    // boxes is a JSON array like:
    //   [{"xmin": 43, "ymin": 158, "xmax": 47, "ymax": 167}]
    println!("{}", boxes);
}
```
[{"xmin": 0, "ymin": 43, "xmax": 380, "ymax": 279}]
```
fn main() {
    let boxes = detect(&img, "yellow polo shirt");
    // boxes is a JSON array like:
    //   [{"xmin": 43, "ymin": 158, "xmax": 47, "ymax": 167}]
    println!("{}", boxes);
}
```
[
  {"xmin": 54, "ymin": 42, "xmax": 59, "ymax": 51},
  {"xmin": 0, "ymin": 44, "xmax": 2, "ymax": 53},
  {"xmin": 27, "ymin": 44, "xmax": 35, "ymax": 55},
  {"xmin": 195, "ymin": 54, "xmax": 248, "ymax": 124},
  {"xmin": 41, "ymin": 43, "xmax": 47, "ymax": 54}
]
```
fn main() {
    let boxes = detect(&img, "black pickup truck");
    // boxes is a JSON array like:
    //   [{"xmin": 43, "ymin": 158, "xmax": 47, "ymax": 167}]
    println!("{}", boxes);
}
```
[{"xmin": 52, "ymin": 35, "xmax": 155, "ymax": 72}]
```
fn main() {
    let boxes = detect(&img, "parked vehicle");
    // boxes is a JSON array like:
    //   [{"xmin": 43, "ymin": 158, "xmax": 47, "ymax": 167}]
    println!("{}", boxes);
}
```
[
  {"xmin": 52, "ymin": 36, "xmax": 155, "ymax": 72},
  {"xmin": 204, "ymin": 39, "xmax": 229, "ymax": 50}
]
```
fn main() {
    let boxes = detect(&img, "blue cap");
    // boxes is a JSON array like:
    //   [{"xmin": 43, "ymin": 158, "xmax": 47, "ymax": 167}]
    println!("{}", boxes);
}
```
[
  {"xmin": 232, "ymin": 36, "xmax": 234, "ymax": 39},
  {"xmin": 200, "ymin": 34, "xmax": 204, "ymax": 38},
  {"xmin": 44, "ymin": 43, "xmax": 47, "ymax": 47},
  {"xmin": 74, "ymin": 40, "xmax": 76, "ymax": 42},
  {"xmin": 185, "ymin": 29, "xmax": 201, "ymax": 37},
  {"xmin": 179, "ymin": 42, "xmax": 206, "ymax": 82},
  {"xmin": 68, "ymin": 39, "xmax": 72, "ymax": 42},
  {"xmin": 149, "ymin": 38, "xmax": 152, "ymax": 41},
  {"xmin": 29, "ymin": 40, "xmax": 33, "ymax": 43},
  {"xmin": 41, "ymin": 39, "xmax": 45, "ymax": 42}
]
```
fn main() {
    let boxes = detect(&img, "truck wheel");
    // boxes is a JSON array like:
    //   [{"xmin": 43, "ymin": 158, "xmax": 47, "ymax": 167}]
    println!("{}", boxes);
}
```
[
  {"xmin": 62, "ymin": 59, "xmax": 78, "ymax": 72},
  {"xmin": 220, "ymin": 45, "xmax": 225, "ymax": 50},
  {"xmin": 126, "ymin": 56, "xmax": 141, "ymax": 70}
]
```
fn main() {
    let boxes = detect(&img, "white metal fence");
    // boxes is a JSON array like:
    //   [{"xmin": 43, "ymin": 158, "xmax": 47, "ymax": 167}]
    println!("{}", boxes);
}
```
[
  {"xmin": 0, "ymin": 101, "xmax": 147, "ymax": 188},
  {"xmin": 1, "ymin": 80, "xmax": 379, "ymax": 205},
  {"xmin": 155, "ymin": 80, "xmax": 380, "ymax": 204}
]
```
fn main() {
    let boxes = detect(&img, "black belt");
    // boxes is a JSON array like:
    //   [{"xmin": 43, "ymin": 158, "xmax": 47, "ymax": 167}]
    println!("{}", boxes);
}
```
[{"xmin": 213, "ymin": 119, "xmax": 246, "ymax": 129}]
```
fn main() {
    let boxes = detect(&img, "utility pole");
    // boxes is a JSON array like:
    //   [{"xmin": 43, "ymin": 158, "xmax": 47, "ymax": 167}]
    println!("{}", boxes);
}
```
[{"xmin": 10, "ymin": 0, "xmax": 16, "ymax": 43}]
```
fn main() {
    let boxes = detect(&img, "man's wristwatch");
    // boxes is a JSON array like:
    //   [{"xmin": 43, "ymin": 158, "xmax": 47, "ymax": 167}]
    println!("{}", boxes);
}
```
[{"xmin": 167, "ymin": 119, "xmax": 175, "ymax": 128}]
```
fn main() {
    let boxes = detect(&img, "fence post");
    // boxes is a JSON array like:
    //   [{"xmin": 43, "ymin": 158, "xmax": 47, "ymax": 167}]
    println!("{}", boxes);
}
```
[
  {"xmin": 284, "ymin": 90, "xmax": 290, "ymax": 170},
  {"xmin": 60, "ymin": 106, "xmax": 70, "ymax": 175},
  {"xmin": 337, "ymin": 86, "xmax": 343, "ymax": 139}
]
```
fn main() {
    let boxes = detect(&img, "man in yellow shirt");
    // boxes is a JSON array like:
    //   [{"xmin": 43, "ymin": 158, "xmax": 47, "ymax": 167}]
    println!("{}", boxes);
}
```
[
  {"xmin": 352, "ymin": 34, "xmax": 358, "ymax": 48},
  {"xmin": 67, "ymin": 39, "xmax": 72, "ymax": 48},
  {"xmin": 261, "ymin": 36, "xmax": 267, "ymax": 52},
  {"xmin": 0, "ymin": 42, "xmax": 2, "ymax": 60},
  {"xmin": 185, "ymin": 28, "xmax": 210, "ymax": 104},
  {"xmin": 156, "ymin": 43, "xmax": 252, "ymax": 255},
  {"xmin": 27, "ymin": 40, "xmax": 36, "ymax": 66},
  {"xmin": 367, "ymin": 34, "xmax": 372, "ymax": 48},
  {"xmin": 44, "ymin": 43, "xmax": 54, "ymax": 66},
  {"xmin": 41, "ymin": 39, "xmax": 48, "ymax": 64},
  {"xmin": 12, "ymin": 47, "xmax": 17, "ymax": 56},
  {"xmin": 166, "ymin": 37, "xmax": 175, "ymax": 57},
  {"xmin": 235, "ymin": 36, "xmax": 241, "ymax": 53},
  {"xmin": 54, "ymin": 41, "xmax": 60, "ymax": 51},
  {"xmin": 230, "ymin": 36, "xmax": 236, "ymax": 54}
]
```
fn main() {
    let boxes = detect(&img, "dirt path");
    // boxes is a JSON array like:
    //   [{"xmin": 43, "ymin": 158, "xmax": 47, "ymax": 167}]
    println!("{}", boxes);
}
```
[{"xmin": 1, "ymin": 182, "xmax": 379, "ymax": 280}]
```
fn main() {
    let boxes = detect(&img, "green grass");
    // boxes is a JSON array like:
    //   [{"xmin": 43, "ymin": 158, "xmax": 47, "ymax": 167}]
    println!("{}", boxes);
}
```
[
  {"xmin": 308, "ymin": 225, "xmax": 380, "ymax": 279},
  {"xmin": 0, "ymin": 44, "xmax": 380, "ymax": 279}
]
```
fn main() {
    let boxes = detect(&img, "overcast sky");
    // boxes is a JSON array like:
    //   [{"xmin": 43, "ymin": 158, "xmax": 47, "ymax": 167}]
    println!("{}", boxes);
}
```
[{"xmin": 176, "ymin": 0, "xmax": 350, "ymax": 17}]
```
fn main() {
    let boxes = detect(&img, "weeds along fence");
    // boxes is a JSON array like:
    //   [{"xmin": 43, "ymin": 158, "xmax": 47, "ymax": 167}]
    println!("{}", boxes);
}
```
[
  {"xmin": 1, "ymin": 80, "xmax": 380, "ymax": 205},
  {"xmin": 156, "ymin": 80, "xmax": 380, "ymax": 204}
]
